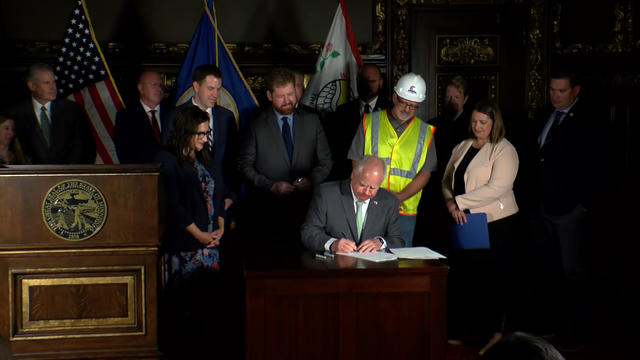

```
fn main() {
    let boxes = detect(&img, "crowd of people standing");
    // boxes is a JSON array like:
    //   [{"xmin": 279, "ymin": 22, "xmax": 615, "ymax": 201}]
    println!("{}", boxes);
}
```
[{"xmin": 0, "ymin": 62, "xmax": 596, "ymax": 357}]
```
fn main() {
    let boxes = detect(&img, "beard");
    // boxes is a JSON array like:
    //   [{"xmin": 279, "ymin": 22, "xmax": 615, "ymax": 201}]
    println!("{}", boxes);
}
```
[{"xmin": 273, "ymin": 102, "xmax": 295, "ymax": 115}]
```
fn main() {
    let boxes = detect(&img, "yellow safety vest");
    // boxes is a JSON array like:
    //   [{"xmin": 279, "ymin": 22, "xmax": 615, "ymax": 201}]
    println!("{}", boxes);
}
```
[{"xmin": 363, "ymin": 110, "xmax": 434, "ymax": 215}]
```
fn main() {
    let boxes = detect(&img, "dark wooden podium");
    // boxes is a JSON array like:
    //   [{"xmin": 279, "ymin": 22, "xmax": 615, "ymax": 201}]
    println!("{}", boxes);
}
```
[
  {"xmin": 245, "ymin": 253, "xmax": 449, "ymax": 360},
  {"xmin": 0, "ymin": 165, "xmax": 161, "ymax": 359}
]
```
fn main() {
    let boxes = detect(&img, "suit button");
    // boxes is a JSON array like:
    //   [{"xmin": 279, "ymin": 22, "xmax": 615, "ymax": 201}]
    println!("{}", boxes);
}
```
[{"xmin": 540, "ymin": 158, "xmax": 544, "ymax": 162}]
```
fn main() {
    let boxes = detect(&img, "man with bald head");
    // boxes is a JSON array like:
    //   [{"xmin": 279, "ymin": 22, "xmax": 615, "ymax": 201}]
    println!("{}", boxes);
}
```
[
  {"xmin": 326, "ymin": 64, "xmax": 390, "ymax": 181},
  {"xmin": 301, "ymin": 155, "xmax": 404, "ymax": 254},
  {"xmin": 114, "ymin": 70, "xmax": 169, "ymax": 163}
]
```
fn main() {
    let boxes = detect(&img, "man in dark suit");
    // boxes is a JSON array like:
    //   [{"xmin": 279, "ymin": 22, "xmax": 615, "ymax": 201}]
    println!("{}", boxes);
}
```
[
  {"xmin": 301, "ymin": 155, "xmax": 404, "ymax": 253},
  {"xmin": 525, "ymin": 72, "xmax": 595, "ymax": 349},
  {"xmin": 237, "ymin": 67, "xmax": 332, "ymax": 252},
  {"xmin": 419, "ymin": 75, "xmax": 470, "ymax": 251},
  {"xmin": 164, "ymin": 65, "xmax": 239, "ymax": 213},
  {"xmin": 428, "ymin": 75, "xmax": 470, "ymax": 167},
  {"xmin": 326, "ymin": 64, "xmax": 389, "ymax": 181},
  {"xmin": 114, "ymin": 70, "xmax": 168, "ymax": 164},
  {"xmin": 9, "ymin": 63, "xmax": 95, "ymax": 164}
]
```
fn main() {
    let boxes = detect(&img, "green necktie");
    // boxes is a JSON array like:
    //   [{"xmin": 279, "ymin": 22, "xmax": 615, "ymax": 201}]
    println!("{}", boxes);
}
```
[
  {"xmin": 40, "ymin": 105, "xmax": 51, "ymax": 147},
  {"xmin": 356, "ymin": 200, "xmax": 364, "ymax": 239}
]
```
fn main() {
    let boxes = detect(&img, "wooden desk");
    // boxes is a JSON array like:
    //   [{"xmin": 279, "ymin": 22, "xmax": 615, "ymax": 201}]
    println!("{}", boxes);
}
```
[{"xmin": 244, "ymin": 253, "xmax": 448, "ymax": 360}]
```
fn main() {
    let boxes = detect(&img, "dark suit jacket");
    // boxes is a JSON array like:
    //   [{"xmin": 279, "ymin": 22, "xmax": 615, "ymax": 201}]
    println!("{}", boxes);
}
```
[
  {"xmin": 428, "ymin": 109, "xmax": 470, "ymax": 173},
  {"xmin": 155, "ymin": 150, "xmax": 225, "ymax": 254},
  {"xmin": 301, "ymin": 180, "xmax": 404, "ymax": 253},
  {"xmin": 114, "ymin": 102, "xmax": 170, "ymax": 164},
  {"xmin": 237, "ymin": 106, "xmax": 332, "ymax": 192},
  {"xmin": 9, "ymin": 98, "xmax": 95, "ymax": 164},
  {"xmin": 326, "ymin": 97, "xmax": 390, "ymax": 181},
  {"xmin": 164, "ymin": 101, "xmax": 239, "ymax": 203},
  {"xmin": 526, "ymin": 99, "xmax": 595, "ymax": 215}
]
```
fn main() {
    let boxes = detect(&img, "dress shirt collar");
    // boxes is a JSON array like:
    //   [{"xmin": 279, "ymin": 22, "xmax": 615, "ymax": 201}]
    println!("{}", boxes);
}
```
[
  {"xmin": 191, "ymin": 98, "xmax": 213, "ymax": 114},
  {"xmin": 140, "ymin": 100, "xmax": 160, "ymax": 118},
  {"xmin": 32, "ymin": 97, "xmax": 52, "ymax": 124},
  {"xmin": 140, "ymin": 100, "xmax": 159, "ymax": 113},
  {"xmin": 360, "ymin": 96, "xmax": 378, "ymax": 112},
  {"xmin": 273, "ymin": 108, "xmax": 294, "ymax": 122}
]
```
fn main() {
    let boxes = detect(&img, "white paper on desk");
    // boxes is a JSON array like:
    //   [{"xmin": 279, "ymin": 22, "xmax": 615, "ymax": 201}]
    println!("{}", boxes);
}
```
[
  {"xmin": 336, "ymin": 251, "xmax": 398, "ymax": 262},
  {"xmin": 389, "ymin": 247, "xmax": 447, "ymax": 259}
]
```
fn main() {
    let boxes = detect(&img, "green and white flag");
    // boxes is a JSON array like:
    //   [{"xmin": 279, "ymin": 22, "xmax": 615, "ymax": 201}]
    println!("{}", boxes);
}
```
[{"xmin": 301, "ymin": 0, "xmax": 362, "ymax": 112}]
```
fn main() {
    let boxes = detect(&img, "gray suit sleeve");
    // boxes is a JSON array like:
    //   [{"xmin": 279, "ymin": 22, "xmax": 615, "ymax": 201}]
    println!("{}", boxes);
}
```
[
  {"xmin": 300, "ymin": 188, "xmax": 332, "ymax": 253},
  {"xmin": 236, "ymin": 119, "xmax": 275, "ymax": 191},
  {"xmin": 308, "ymin": 116, "xmax": 332, "ymax": 185}
]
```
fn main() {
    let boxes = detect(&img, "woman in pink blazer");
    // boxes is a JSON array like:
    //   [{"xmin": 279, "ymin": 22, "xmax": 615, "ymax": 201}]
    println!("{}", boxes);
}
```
[{"xmin": 441, "ymin": 99, "xmax": 519, "ymax": 355}]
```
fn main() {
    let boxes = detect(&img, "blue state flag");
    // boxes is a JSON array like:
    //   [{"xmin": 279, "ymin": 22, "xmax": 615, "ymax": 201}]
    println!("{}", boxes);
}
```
[{"xmin": 175, "ymin": 0, "xmax": 258, "ymax": 128}]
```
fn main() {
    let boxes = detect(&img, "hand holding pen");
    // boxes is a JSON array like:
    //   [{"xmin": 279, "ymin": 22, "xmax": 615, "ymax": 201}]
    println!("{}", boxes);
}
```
[{"xmin": 330, "ymin": 238, "xmax": 357, "ymax": 253}]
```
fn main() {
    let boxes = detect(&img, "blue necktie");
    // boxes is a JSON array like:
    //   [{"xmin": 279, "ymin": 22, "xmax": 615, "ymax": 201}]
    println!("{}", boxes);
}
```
[
  {"xmin": 281, "ymin": 116, "xmax": 293, "ymax": 161},
  {"xmin": 554, "ymin": 110, "xmax": 565, "ymax": 125}
]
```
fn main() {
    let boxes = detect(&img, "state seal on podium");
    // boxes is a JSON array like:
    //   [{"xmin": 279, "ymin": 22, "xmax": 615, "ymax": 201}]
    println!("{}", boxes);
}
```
[{"xmin": 42, "ymin": 179, "xmax": 107, "ymax": 241}]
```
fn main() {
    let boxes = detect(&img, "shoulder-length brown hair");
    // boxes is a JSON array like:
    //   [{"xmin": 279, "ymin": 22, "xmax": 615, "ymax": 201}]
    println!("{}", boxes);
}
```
[
  {"xmin": 165, "ymin": 105, "xmax": 210, "ymax": 165},
  {"xmin": 470, "ymin": 98, "xmax": 505, "ymax": 143}
]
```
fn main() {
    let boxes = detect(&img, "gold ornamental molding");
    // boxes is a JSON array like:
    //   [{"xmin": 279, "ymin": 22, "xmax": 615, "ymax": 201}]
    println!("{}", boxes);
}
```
[
  {"xmin": 392, "ymin": 1, "xmax": 411, "ymax": 85},
  {"xmin": 436, "ymin": 35, "xmax": 499, "ymax": 65},
  {"xmin": 361, "ymin": 0, "xmax": 387, "ymax": 55},
  {"xmin": 8, "ymin": 40, "xmax": 389, "ymax": 57},
  {"xmin": 553, "ymin": 0, "xmax": 636, "ymax": 54},
  {"xmin": 526, "ymin": 0, "xmax": 546, "ymax": 118}
]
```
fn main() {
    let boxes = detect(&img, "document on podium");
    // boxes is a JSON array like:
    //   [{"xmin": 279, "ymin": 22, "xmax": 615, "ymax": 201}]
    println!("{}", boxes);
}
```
[
  {"xmin": 390, "ymin": 247, "xmax": 447, "ymax": 259},
  {"xmin": 450, "ymin": 212, "xmax": 490, "ymax": 250},
  {"xmin": 336, "ymin": 251, "xmax": 398, "ymax": 262}
]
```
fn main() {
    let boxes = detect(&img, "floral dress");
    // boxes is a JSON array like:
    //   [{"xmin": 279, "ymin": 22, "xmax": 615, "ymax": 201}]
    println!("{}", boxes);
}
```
[{"xmin": 164, "ymin": 160, "xmax": 219, "ymax": 283}]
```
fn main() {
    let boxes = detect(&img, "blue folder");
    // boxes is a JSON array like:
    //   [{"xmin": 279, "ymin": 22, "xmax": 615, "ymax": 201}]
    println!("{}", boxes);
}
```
[{"xmin": 450, "ymin": 213, "xmax": 490, "ymax": 250}]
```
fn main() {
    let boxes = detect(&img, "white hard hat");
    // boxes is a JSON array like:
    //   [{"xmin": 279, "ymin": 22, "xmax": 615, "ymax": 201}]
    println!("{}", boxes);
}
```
[{"xmin": 393, "ymin": 73, "xmax": 426, "ymax": 103}]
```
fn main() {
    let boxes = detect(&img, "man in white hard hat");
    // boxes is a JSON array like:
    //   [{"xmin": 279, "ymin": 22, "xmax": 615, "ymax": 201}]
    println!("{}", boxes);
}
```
[{"xmin": 347, "ymin": 72, "xmax": 437, "ymax": 247}]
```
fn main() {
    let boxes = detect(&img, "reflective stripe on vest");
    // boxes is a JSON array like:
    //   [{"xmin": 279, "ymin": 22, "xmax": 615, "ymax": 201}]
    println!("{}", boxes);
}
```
[{"xmin": 363, "ymin": 110, "xmax": 434, "ymax": 215}]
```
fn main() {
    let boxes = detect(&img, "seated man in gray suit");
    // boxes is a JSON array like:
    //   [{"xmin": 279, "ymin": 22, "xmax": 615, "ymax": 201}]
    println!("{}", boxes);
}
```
[{"xmin": 301, "ymin": 155, "xmax": 404, "ymax": 253}]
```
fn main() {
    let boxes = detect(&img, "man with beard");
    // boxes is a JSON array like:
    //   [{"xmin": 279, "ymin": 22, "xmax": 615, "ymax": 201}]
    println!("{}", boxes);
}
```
[
  {"xmin": 326, "ymin": 64, "xmax": 390, "ymax": 181},
  {"xmin": 237, "ymin": 67, "xmax": 332, "ymax": 252},
  {"xmin": 348, "ymin": 72, "xmax": 436, "ymax": 247}
]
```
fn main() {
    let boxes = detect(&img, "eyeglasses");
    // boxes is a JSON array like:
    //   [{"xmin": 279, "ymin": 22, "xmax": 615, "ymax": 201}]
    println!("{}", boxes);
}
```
[
  {"xmin": 194, "ymin": 129, "xmax": 212, "ymax": 139},
  {"xmin": 396, "ymin": 98, "xmax": 419, "ymax": 110}
]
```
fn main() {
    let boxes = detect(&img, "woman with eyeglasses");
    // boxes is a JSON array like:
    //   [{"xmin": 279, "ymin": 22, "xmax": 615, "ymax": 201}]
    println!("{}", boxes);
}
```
[{"xmin": 155, "ymin": 105, "xmax": 224, "ymax": 355}]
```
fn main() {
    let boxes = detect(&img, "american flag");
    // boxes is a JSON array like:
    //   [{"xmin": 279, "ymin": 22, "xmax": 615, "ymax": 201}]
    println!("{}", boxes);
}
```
[{"xmin": 54, "ymin": 0, "xmax": 124, "ymax": 164}]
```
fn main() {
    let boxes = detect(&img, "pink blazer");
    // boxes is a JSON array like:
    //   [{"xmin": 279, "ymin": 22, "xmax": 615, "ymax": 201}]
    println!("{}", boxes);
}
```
[{"xmin": 442, "ymin": 138, "xmax": 519, "ymax": 223}]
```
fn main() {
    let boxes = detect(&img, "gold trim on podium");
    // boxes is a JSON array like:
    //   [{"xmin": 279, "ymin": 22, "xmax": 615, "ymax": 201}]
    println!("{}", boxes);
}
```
[{"xmin": 9, "ymin": 266, "xmax": 146, "ymax": 341}]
